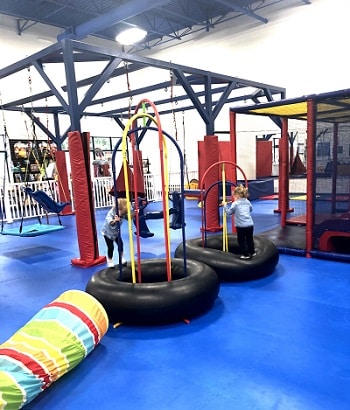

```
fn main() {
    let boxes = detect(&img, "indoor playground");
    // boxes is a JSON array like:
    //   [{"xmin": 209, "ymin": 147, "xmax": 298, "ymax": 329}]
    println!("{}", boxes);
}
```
[{"xmin": 1, "ymin": 9, "xmax": 350, "ymax": 410}]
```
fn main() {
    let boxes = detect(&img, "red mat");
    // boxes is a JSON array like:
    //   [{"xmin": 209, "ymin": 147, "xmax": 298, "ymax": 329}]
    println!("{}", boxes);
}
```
[
  {"xmin": 260, "ymin": 194, "xmax": 279, "ymax": 200},
  {"xmin": 286, "ymin": 214, "xmax": 306, "ymax": 225}
]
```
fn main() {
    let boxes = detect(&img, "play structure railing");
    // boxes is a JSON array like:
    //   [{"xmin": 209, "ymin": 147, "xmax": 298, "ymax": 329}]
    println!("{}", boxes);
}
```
[
  {"xmin": 93, "ymin": 176, "xmax": 114, "ymax": 209},
  {"xmin": 1, "ymin": 171, "xmax": 198, "ymax": 222},
  {"xmin": 144, "ymin": 170, "xmax": 198, "ymax": 201}
]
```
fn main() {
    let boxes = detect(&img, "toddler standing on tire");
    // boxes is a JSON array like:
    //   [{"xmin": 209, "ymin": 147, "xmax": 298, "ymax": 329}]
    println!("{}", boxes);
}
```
[{"xmin": 224, "ymin": 185, "xmax": 255, "ymax": 259}]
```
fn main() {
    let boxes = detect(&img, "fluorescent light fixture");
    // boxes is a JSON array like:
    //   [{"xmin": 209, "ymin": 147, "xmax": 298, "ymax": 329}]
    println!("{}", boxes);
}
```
[{"xmin": 115, "ymin": 27, "xmax": 147, "ymax": 45}]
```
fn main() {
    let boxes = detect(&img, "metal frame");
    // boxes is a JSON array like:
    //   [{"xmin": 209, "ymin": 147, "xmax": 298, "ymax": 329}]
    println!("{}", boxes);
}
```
[
  {"xmin": 0, "ymin": 39, "xmax": 286, "ymax": 148},
  {"xmin": 230, "ymin": 88, "xmax": 350, "ymax": 259}
]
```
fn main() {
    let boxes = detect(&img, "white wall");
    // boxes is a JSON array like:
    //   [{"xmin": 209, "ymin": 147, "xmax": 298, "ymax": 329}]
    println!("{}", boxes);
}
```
[
  {"xmin": 0, "ymin": 0, "xmax": 348, "ymax": 179},
  {"xmin": 150, "ymin": 0, "xmax": 350, "ymax": 97}
]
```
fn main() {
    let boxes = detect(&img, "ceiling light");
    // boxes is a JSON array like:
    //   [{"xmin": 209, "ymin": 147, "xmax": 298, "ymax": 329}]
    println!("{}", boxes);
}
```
[{"xmin": 115, "ymin": 27, "xmax": 147, "ymax": 45}]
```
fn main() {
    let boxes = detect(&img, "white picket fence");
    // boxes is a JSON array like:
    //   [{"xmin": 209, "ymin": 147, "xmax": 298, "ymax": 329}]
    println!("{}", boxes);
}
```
[{"xmin": 1, "ymin": 171, "xmax": 198, "ymax": 223}]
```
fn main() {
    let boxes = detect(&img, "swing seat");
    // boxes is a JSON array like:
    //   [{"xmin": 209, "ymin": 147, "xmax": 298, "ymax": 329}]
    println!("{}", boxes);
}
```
[
  {"xmin": 1, "ymin": 190, "xmax": 69, "ymax": 237},
  {"xmin": 132, "ymin": 191, "xmax": 185, "ymax": 237},
  {"xmin": 24, "ymin": 187, "xmax": 70, "ymax": 214},
  {"xmin": 2, "ymin": 223, "xmax": 64, "ymax": 237}
]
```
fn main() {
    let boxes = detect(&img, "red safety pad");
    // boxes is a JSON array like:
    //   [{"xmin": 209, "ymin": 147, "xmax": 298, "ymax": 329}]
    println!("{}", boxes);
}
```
[
  {"xmin": 203, "ymin": 136, "xmax": 221, "ymax": 232},
  {"xmin": 256, "ymin": 140, "xmax": 272, "ymax": 178},
  {"xmin": 55, "ymin": 150, "xmax": 73, "ymax": 215},
  {"xmin": 68, "ymin": 131, "xmax": 105, "ymax": 267},
  {"xmin": 319, "ymin": 231, "xmax": 350, "ymax": 252}
]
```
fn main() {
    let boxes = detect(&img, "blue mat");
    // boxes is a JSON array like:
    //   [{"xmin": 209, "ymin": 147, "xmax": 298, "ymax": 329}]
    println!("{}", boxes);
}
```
[
  {"xmin": 2, "ymin": 245, "xmax": 63, "ymax": 263},
  {"xmin": 2, "ymin": 223, "xmax": 64, "ymax": 237}
]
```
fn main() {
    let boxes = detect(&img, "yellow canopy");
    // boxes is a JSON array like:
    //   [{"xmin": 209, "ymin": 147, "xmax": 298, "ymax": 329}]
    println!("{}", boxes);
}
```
[{"xmin": 232, "ymin": 88, "xmax": 350, "ymax": 123}]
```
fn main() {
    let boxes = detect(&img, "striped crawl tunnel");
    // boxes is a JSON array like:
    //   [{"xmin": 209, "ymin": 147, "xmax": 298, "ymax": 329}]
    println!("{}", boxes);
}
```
[{"xmin": 0, "ymin": 290, "xmax": 109, "ymax": 409}]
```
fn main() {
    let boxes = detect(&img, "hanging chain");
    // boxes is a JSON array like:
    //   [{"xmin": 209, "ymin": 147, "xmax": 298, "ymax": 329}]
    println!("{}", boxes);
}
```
[
  {"xmin": 170, "ymin": 70, "xmax": 178, "ymax": 141},
  {"xmin": 123, "ymin": 59, "xmax": 133, "ymax": 119}
]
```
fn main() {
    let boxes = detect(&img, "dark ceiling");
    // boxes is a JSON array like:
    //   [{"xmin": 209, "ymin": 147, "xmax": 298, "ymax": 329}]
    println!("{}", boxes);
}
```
[{"xmin": 0, "ymin": 0, "xmax": 311, "ymax": 51}]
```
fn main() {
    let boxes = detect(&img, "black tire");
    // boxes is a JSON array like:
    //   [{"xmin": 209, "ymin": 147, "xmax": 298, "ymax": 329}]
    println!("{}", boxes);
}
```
[
  {"xmin": 175, "ymin": 234, "xmax": 279, "ymax": 282},
  {"xmin": 86, "ymin": 258, "xmax": 220, "ymax": 325}
]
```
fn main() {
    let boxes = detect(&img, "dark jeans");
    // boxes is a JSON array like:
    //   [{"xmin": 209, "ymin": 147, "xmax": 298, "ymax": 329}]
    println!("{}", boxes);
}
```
[
  {"xmin": 236, "ymin": 226, "xmax": 255, "ymax": 256},
  {"xmin": 103, "ymin": 235, "xmax": 123, "ymax": 259}
]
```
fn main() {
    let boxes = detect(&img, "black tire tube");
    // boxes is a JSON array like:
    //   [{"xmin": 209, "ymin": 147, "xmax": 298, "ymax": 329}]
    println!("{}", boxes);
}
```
[
  {"xmin": 174, "ymin": 234, "xmax": 279, "ymax": 282},
  {"xmin": 85, "ymin": 258, "xmax": 220, "ymax": 325}
]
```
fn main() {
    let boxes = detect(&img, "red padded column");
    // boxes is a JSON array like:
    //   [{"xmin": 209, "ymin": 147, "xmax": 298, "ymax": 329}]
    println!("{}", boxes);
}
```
[
  {"xmin": 204, "ymin": 135, "xmax": 221, "ymax": 232},
  {"xmin": 55, "ymin": 150, "xmax": 73, "ymax": 215},
  {"xmin": 256, "ymin": 140, "xmax": 272, "ymax": 178},
  {"xmin": 68, "ymin": 131, "xmax": 105, "ymax": 267},
  {"xmin": 132, "ymin": 150, "xmax": 145, "ymax": 196},
  {"xmin": 197, "ymin": 140, "xmax": 205, "ymax": 184},
  {"xmin": 219, "ymin": 141, "xmax": 235, "ymax": 182}
]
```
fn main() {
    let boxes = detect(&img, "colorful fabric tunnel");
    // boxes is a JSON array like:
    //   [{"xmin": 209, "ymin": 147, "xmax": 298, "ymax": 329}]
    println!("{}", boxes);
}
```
[{"xmin": 0, "ymin": 290, "xmax": 109, "ymax": 409}]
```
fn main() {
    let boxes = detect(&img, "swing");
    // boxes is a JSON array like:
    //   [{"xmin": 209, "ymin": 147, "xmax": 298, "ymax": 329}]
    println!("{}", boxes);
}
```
[
  {"xmin": 0, "ymin": 73, "xmax": 69, "ymax": 238},
  {"xmin": 0, "ymin": 141, "xmax": 65, "ymax": 236},
  {"xmin": 2, "ymin": 223, "xmax": 64, "ymax": 237},
  {"xmin": 24, "ymin": 187, "xmax": 70, "ymax": 214},
  {"xmin": 9, "ymin": 151, "xmax": 69, "ymax": 237},
  {"xmin": 133, "ymin": 191, "xmax": 184, "ymax": 238},
  {"xmin": 1, "ymin": 181, "xmax": 67, "ymax": 237}
]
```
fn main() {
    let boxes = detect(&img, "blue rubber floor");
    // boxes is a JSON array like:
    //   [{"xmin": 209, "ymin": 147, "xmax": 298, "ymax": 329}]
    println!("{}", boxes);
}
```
[{"xmin": 1, "ymin": 199, "xmax": 350, "ymax": 410}]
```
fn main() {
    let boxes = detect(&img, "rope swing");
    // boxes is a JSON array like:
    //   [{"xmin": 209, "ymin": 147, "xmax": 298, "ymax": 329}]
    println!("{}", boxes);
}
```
[{"xmin": 1, "ymin": 68, "xmax": 69, "ymax": 236}]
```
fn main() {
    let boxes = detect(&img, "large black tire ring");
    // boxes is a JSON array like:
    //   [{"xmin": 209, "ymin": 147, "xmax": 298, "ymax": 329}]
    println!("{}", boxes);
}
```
[
  {"xmin": 85, "ymin": 258, "xmax": 220, "ymax": 326},
  {"xmin": 174, "ymin": 234, "xmax": 279, "ymax": 282}
]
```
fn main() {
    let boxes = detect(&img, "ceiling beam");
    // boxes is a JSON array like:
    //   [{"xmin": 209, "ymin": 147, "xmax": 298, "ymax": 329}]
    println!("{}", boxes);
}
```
[
  {"xmin": 57, "ymin": 0, "xmax": 173, "ymax": 41},
  {"xmin": 156, "ymin": 8, "xmax": 199, "ymax": 27},
  {"xmin": 16, "ymin": 18, "xmax": 37, "ymax": 35},
  {"xmin": 211, "ymin": 0, "xmax": 268, "ymax": 24}
]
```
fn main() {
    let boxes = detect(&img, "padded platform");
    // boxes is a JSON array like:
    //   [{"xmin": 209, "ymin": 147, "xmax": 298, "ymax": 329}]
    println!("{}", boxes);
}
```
[
  {"xmin": 2, "ymin": 223, "xmax": 64, "ymax": 237},
  {"xmin": 184, "ymin": 178, "xmax": 274, "ymax": 200},
  {"xmin": 259, "ymin": 225, "xmax": 306, "ymax": 253}
]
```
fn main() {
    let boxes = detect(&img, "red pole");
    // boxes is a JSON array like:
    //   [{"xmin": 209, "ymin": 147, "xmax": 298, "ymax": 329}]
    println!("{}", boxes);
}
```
[
  {"xmin": 280, "ymin": 118, "xmax": 289, "ymax": 226},
  {"xmin": 131, "ymin": 138, "xmax": 143, "ymax": 283}
]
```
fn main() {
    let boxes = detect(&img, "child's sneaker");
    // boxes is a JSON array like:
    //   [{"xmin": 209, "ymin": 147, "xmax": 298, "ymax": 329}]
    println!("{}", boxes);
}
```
[
  {"xmin": 240, "ymin": 255, "xmax": 251, "ymax": 260},
  {"xmin": 107, "ymin": 258, "xmax": 114, "ymax": 267}
]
